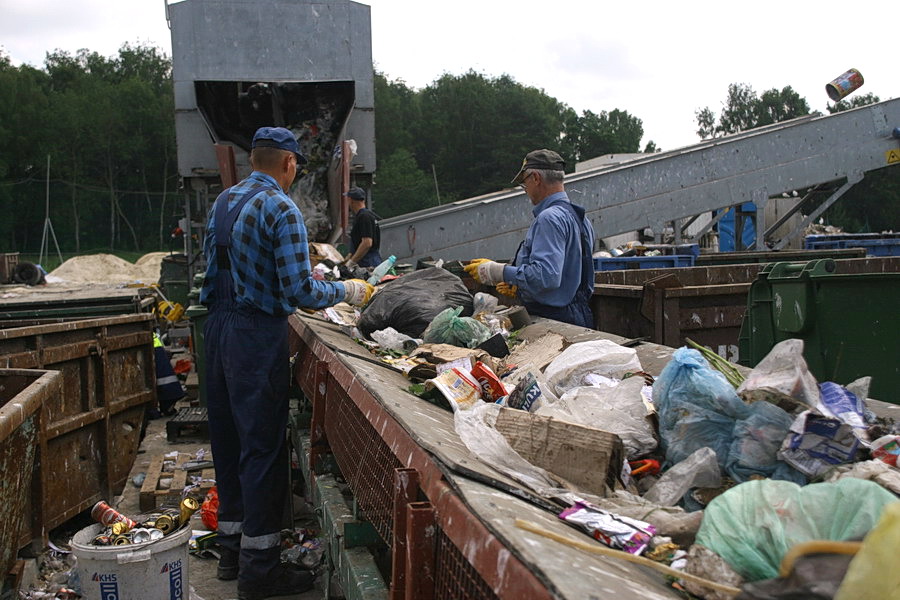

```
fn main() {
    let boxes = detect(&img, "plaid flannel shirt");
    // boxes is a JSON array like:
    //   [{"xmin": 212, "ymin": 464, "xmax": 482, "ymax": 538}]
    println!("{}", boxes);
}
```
[{"xmin": 200, "ymin": 172, "xmax": 345, "ymax": 315}]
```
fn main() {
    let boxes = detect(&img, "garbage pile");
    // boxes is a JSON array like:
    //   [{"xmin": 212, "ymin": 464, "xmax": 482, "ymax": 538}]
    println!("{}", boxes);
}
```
[
  {"xmin": 87, "ymin": 498, "xmax": 199, "ymax": 547},
  {"xmin": 307, "ymin": 261, "xmax": 900, "ymax": 600}
]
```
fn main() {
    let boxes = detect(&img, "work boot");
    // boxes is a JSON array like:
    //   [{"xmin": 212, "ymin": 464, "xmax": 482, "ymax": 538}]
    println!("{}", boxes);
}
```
[
  {"xmin": 236, "ymin": 564, "xmax": 316, "ymax": 600},
  {"xmin": 216, "ymin": 547, "xmax": 239, "ymax": 581}
]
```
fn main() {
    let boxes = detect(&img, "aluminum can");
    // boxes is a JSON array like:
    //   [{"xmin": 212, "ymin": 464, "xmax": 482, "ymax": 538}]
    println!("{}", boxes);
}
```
[
  {"xmin": 148, "ymin": 528, "xmax": 165, "ymax": 541},
  {"xmin": 111, "ymin": 521, "xmax": 133, "ymax": 536},
  {"xmin": 131, "ymin": 528, "xmax": 152, "ymax": 544},
  {"xmin": 91, "ymin": 534, "xmax": 112, "ymax": 546},
  {"xmin": 180, "ymin": 497, "xmax": 200, "ymax": 526},
  {"xmin": 155, "ymin": 513, "xmax": 176, "ymax": 534},
  {"xmin": 826, "ymin": 68, "xmax": 864, "ymax": 101},
  {"xmin": 112, "ymin": 534, "xmax": 131, "ymax": 546},
  {"xmin": 91, "ymin": 500, "xmax": 137, "ymax": 530}
]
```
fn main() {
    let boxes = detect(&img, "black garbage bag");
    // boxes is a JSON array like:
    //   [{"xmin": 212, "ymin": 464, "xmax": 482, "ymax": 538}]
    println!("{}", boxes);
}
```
[{"xmin": 357, "ymin": 267, "xmax": 473, "ymax": 339}]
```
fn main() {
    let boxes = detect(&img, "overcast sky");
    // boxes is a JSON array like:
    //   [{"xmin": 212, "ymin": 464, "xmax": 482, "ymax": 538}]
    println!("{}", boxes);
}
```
[{"xmin": 1, "ymin": 0, "xmax": 894, "ymax": 151}]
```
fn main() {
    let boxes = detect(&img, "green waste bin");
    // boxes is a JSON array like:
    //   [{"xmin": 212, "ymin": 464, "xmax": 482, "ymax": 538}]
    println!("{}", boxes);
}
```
[
  {"xmin": 738, "ymin": 259, "xmax": 900, "ymax": 402},
  {"xmin": 185, "ymin": 303, "xmax": 209, "ymax": 407}
]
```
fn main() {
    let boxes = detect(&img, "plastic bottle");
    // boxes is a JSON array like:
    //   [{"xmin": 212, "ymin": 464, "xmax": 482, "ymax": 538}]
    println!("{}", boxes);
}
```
[{"xmin": 367, "ymin": 255, "xmax": 396, "ymax": 285}]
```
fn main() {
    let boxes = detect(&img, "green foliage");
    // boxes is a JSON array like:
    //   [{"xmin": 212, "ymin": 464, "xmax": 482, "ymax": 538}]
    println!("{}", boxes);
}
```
[
  {"xmin": 374, "ymin": 70, "xmax": 651, "ymax": 210},
  {"xmin": 826, "ymin": 92, "xmax": 880, "ymax": 114},
  {"xmin": 696, "ymin": 83, "xmax": 813, "ymax": 138},
  {"xmin": 0, "ymin": 44, "xmax": 179, "ymax": 254},
  {"xmin": 374, "ymin": 149, "xmax": 439, "ymax": 218}
]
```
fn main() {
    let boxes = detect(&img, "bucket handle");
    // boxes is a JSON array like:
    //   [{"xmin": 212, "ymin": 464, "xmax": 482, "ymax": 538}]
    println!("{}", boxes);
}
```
[{"xmin": 117, "ymin": 548, "xmax": 152, "ymax": 564}]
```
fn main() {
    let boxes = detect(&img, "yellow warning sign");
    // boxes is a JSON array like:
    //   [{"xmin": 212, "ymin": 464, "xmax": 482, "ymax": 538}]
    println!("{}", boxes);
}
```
[{"xmin": 888, "ymin": 148, "xmax": 900, "ymax": 165}]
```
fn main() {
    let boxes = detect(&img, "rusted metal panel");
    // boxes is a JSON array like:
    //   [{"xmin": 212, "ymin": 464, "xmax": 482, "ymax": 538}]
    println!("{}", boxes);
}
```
[
  {"xmin": 0, "ymin": 369, "xmax": 60, "ymax": 563},
  {"xmin": 0, "ymin": 314, "xmax": 156, "ymax": 538},
  {"xmin": 290, "ymin": 316, "xmax": 558, "ymax": 600},
  {"xmin": 592, "ymin": 257, "xmax": 900, "ymax": 360}
]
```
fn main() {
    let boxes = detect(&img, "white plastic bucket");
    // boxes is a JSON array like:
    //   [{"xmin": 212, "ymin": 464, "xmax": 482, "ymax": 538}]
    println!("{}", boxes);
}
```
[{"xmin": 70, "ymin": 523, "xmax": 191, "ymax": 600}]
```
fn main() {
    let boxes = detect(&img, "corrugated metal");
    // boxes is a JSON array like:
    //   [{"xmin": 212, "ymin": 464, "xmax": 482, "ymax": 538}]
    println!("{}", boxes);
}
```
[{"xmin": 381, "ymin": 98, "xmax": 900, "ymax": 263}]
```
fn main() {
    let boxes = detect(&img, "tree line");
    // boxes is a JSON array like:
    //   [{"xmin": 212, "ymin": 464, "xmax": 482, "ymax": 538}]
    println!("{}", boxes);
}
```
[
  {"xmin": 0, "ymin": 45, "xmax": 178, "ymax": 255},
  {"xmin": 0, "ymin": 44, "xmax": 895, "ymax": 256}
]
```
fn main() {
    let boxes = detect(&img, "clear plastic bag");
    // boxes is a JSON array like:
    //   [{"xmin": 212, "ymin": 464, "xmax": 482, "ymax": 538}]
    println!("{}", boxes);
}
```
[
  {"xmin": 543, "ymin": 340, "xmax": 643, "ymax": 396},
  {"xmin": 737, "ymin": 339, "xmax": 820, "ymax": 408},
  {"xmin": 654, "ymin": 348, "xmax": 750, "ymax": 470},
  {"xmin": 536, "ymin": 377, "xmax": 656, "ymax": 459},
  {"xmin": 421, "ymin": 306, "xmax": 492, "ymax": 349},
  {"xmin": 696, "ymin": 478, "xmax": 898, "ymax": 582},
  {"xmin": 370, "ymin": 327, "xmax": 420, "ymax": 352},
  {"xmin": 453, "ymin": 401, "xmax": 563, "ymax": 496},
  {"xmin": 643, "ymin": 447, "xmax": 722, "ymax": 507},
  {"xmin": 472, "ymin": 292, "xmax": 499, "ymax": 315}
]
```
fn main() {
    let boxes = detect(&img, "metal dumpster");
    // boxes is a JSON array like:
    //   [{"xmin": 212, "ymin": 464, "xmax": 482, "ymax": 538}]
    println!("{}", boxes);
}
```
[
  {"xmin": 0, "ymin": 314, "xmax": 156, "ymax": 540},
  {"xmin": 694, "ymin": 247, "xmax": 865, "ymax": 266},
  {"xmin": 591, "ymin": 256, "xmax": 900, "ymax": 363},
  {"xmin": 739, "ymin": 259, "xmax": 900, "ymax": 402},
  {"xmin": 0, "ymin": 369, "xmax": 60, "ymax": 575}
]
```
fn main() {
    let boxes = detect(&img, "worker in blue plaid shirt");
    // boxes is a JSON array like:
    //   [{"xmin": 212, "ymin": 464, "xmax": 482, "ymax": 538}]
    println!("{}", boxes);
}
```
[{"xmin": 201, "ymin": 127, "xmax": 372, "ymax": 600}]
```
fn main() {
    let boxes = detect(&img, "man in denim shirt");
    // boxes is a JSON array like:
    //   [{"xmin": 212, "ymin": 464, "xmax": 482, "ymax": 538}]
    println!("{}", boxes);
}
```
[
  {"xmin": 201, "ymin": 127, "xmax": 373, "ymax": 599},
  {"xmin": 466, "ymin": 149, "xmax": 595, "ymax": 328}
]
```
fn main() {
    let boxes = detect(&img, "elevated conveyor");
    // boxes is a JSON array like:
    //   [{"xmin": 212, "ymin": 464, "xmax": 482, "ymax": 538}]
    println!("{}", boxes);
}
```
[{"xmin": 381, "ymin": 98, "xmax": 900, "ymax": 262}]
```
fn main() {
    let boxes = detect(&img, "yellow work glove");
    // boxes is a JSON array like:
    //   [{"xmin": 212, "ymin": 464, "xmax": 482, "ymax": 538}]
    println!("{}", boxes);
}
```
[
  {"xmin": 463, "ymin": 259, "xmax": 505, "ymax": 286},
  {"xmin": 343, "ymin": 279, "xmax": 374, "ymax": 306},
  {"xmin": 496, "ymin": 282, "xmax": 518, "ymax": 298}
]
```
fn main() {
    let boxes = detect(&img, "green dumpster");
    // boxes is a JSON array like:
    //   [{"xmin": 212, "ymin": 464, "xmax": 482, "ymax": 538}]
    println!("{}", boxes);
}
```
[
  {"xmin": 186, "ymin": 303, "xmax": 209, "ymax": 407},
  {"xmin": 738, "ymin": 259, "xmax": 900, "ymax": 402}
]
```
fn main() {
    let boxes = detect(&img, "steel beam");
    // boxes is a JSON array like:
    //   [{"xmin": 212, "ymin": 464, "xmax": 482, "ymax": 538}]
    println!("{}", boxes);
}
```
[
  {"xmin": 404, "ymin": 502, "xmax": 436, "ymax": 600},
  {"xmin": 390, "ymin": 468, "xmax": 418, "ymax": 600}
]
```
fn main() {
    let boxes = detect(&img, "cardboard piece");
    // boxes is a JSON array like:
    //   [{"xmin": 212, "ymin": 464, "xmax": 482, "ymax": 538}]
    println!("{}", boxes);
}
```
[
  {"xmin": 494, "ymin": 407, "xmax": 624, "ymax": 497},
  {"xmin": 502, "ymin": 332, "xmax": 566, "ymax": 387},
  {"xmin": 309, "ymin": 242, "xmax": 344, "ymax": 263}
]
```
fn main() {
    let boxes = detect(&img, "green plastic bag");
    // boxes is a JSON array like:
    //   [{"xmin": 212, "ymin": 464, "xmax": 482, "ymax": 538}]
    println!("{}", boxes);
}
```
[
  {"xmin": 835, "ymin": 501, "xmax": 900, "ymax": 600},
  {"xmin": 422, "ymin": 306, "xmax": 491, "ymax": 349},
  {"xmin": 696, "ymin": 478, "xmax": 897, "ymax": 581}
]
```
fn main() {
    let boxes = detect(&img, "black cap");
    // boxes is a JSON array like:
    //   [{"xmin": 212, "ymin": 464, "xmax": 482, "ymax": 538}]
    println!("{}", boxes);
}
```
[
  {"xmin": 345, "ymin": 187, "xmax": 366, "ymax": 201},
  {"xmin": 511, "ymin": 149, "xmax": 566, "ymax": 184}
]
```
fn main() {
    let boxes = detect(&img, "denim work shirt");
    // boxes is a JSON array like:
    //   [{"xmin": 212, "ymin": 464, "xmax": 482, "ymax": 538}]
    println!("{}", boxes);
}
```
[
  {"xmin": 200, "ymin": 171, "xmax": 345, "ymax": 315},
  {"xmin": 502, "ymin": 192, "xmax": 594, "ymax": 307}
]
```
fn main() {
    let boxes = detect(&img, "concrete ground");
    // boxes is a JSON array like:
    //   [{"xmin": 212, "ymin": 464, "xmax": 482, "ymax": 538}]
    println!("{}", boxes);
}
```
[{"xmin": 114, "ymin": 405, "xmax": 328, "ymax": 600}]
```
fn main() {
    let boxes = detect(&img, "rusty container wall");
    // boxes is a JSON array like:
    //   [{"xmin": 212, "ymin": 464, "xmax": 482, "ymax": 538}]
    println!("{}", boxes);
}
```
[
  {"xmin": 0, "ymin": 369, "xmax": 60, "ymax": 572},
  {"xmin": 0, "ymin": 314, "xmax": 155, "ymax": 538},
  {"xmin": 591, "ymin": 257, "xmax": 900, "ymax": 362}
]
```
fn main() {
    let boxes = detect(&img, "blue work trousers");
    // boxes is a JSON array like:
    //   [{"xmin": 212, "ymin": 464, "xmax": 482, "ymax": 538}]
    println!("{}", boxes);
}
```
[{"xmin": 204, "ymin": 293, "xmax": 290, "ymax": 584}]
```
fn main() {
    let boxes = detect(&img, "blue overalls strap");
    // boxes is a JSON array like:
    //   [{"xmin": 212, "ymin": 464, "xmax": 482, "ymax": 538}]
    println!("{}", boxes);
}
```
[
  {"xmin": 558, "ymin": 200, "xmax": 594, "ymax": 301},
  {"xmin": 214, "ymin": 183, "xmax": 277, "ymax": 270}
]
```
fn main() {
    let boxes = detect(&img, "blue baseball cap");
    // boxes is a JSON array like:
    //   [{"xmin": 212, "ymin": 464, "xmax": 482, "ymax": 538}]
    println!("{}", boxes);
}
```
[{"xmin": 251, "ymin": 127, "xmax": 308, "ymax": 165}]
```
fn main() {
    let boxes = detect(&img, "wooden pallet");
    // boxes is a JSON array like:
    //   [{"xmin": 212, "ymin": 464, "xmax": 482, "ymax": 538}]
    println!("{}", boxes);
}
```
[
  {"xmin": 139, "ymin": 452, "xmax": 216, "ymax": 512},
  {"xmin": 166, "ymin": 407, "xmax": 210, "ymax": 443}
]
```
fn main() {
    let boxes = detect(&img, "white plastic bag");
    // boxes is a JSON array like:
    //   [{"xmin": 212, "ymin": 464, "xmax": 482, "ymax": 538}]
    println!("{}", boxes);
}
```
[
  {"xmin": 536, "ymin": 377, "xmax": 657, "ymax": 458},
  {"xmin": 643, "ymin": 447, "xmax": 722, "ymax": 506},
  {"xmin": 453, "ymin": 402, "xmax": 563, "ymax": 496},
  {"xmin": 737, "ymin": 339, "xmax": 819, "ymax": 407},
  {"xmin": 370, "ymin": 327, "xmax": 421, "ymax": 352},
  {"xmin": 543, "ymin": 340, "xmax": 643, "ymax": 396}
]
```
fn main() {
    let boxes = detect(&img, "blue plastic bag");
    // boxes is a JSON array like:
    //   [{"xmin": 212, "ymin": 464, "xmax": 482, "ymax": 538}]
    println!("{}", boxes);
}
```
[
  {"xmin": 653, "ymin": 348, "xmax": 750, "ymax": 470},
  {"xmin": 727, "ymin": 400, "xmax": 805, "ymax": 484}
]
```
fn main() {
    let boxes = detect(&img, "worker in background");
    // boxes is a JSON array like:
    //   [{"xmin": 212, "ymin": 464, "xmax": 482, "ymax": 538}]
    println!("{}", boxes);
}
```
[
  {"xmin": 343, "ymin": 186, "xmax": 383, "ymax": 268},
  {"xmin": 153, "ymin": 332, "xmax": 184, "ymax": 417},
  {"xmin": 465, "ymin": 149, "xmax": 595, "ymax": 329},
  {"xmin": 200, "ymin": 127, "xmax": 373, "ymax": 600}
]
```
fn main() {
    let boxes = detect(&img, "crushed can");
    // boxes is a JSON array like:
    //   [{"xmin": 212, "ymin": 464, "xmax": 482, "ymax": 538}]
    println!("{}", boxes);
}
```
[{"xmin": 91, "ymin": 500, "xmax": 137, "ymax": 530}]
